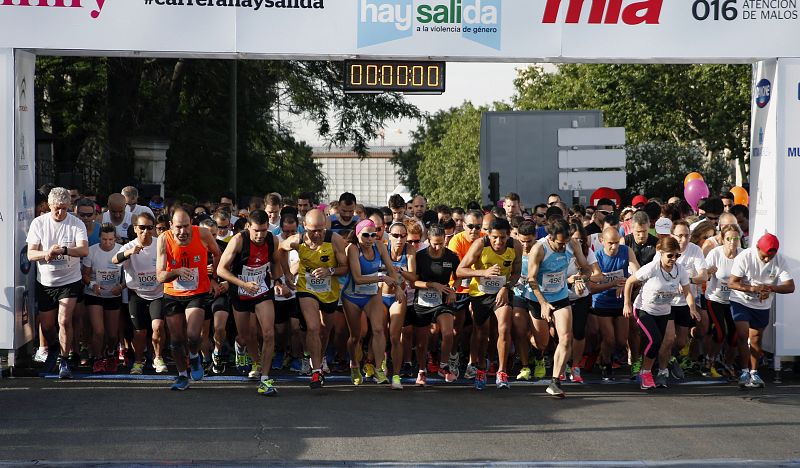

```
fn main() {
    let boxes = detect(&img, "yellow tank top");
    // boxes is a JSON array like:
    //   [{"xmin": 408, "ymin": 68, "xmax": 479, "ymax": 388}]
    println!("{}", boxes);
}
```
[
  {"xmin": 468, "ymin": 237, "xmax": 516, "ymax": 297},
  {"xmin": 296, "ymin": 231, "xmax": 340, "ymax": 303}
]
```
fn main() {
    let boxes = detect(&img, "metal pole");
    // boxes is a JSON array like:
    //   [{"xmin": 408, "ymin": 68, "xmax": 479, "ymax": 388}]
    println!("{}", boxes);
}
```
[{"xmin": 230, "ymin": 59, "xmax": 238, "ymax": 197}]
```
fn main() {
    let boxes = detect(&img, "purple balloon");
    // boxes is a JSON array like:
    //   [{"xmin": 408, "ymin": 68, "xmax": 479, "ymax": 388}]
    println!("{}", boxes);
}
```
[{"xmin": 684, "ymin": 179, "xmax": 710, "ymax": 212}]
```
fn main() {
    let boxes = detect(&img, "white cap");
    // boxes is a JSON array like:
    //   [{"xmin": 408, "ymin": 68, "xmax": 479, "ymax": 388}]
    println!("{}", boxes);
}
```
[{"xmin": 655, "ymin": 217, "xmax": 673, "ymax": 235}]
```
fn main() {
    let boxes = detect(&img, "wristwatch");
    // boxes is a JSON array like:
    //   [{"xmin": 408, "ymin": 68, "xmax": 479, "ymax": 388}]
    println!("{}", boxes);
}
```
[
  {"xmin": 328, "ymin": 267, "xmax": 335, "ymax": 276},
  {"xmin": 62, "ymin": 246, "xmax": 68, "ymax": 256}
]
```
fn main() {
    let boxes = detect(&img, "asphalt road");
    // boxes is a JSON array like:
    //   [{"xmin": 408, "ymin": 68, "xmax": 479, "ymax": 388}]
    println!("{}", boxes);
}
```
[{"xmin": 1, "ymin": 373, "xmax": 799, "ymax": 466}]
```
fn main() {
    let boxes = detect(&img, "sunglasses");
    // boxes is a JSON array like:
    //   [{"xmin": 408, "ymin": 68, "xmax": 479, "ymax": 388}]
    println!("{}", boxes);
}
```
[
  {"xmin": 665, "ymin": 253, "xmax": 682, "ymax": 259},
  {"xmin": 361, "ymin": 232, "xmax": 378, "ymax": 239},
  {"xmin": 598, "ymin": 210, "xmax": 613, "ymax": 216},
  {"xmin": 408, "ymin": 240, "xmax": 421, "ymax": 245},
  {"xmin": 390, "ymin": 233, "xmax": 407, "ymax": 239},
  {"xmin": 217, "ymin": 224, "xmax": 231, "ymax": 230},
  {"xmin": 77, "ymin": 212, "xmax": 95, "ymax": 218},
  {"xmin": 137, "ymin": 225, "xmax": 155, "ymax": 231},
  {"xmin": 534, "ymin": 213, "xmax": 546, "ymax": 218},
  {"xmin": 724, "ymin": 236, "xmax": 741, "ymax": 242},
  {"xmin": 465, "ymin": 224, "xmax": 481, "ymax": 230}
]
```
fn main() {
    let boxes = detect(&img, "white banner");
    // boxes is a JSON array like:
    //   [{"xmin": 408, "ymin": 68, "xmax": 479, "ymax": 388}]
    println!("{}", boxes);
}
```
[
  {"xmin": 0, "ymin": 49, "xmax": 14, "ymax": 350},
  {"xmin": 2, "ymin": 1, "xmax": 800, "ymax": 60},
  {"xmin": 14, "ymin": 50, "xmax": 36, "ymax": 351}
]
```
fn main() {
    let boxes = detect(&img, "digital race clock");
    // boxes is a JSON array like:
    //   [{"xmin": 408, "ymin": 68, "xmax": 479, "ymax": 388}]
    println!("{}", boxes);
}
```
[{"xmin": 343, "ymin": 60, "xmax": 446, "ymax": 95}]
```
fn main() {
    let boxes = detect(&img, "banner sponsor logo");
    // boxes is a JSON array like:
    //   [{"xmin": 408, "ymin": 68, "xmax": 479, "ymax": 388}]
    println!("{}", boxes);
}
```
[
  {"xmin": 358, "ymin": 0, "xmax": 501, "ymax": 50},
  {"xmin": 541, "ymin": 0, "xmax": 663, "ymax": 25},
  {"xmin": 0, "ymin": 0, "xmax": 106, "ymax": 19},
  {"xmin": 756, "ymin": 78, "xmax": 772, "ymax": 108}
]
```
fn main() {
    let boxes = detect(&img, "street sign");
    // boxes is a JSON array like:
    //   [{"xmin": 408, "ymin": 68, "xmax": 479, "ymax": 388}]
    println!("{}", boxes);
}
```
[
  {"xmin": 559, "ymin": 171, "xmax": 626, "ymax": 191},
  {"xmin": 558, "ymin": 127, "xmax": 625, "ymax": 147},
  {"xmin": 558, "ymin": 149, "xmax": 626, "ymax": 169}
]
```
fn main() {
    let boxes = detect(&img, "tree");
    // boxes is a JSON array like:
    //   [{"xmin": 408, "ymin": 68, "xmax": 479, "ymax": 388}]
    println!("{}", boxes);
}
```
[
  {"xmin": 391, "ymin": 108, "xmax": 452, "ymax": 196},
  {"xmin": 513, "ymin": 64, "xmax": 751, "ymax": 183}
]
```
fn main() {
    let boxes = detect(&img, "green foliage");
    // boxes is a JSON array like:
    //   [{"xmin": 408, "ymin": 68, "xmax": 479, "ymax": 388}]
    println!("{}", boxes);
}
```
[
  {"xmin": 513, "ymin": 64, "xmax": 751, "ymax": 182},
  {"xmin": 391, "ymin": 108, "xmax": 452, "ymax": 196},
  {"xmin": 417, "ymin": 102, "xmax": 486, "ymax": 206}
]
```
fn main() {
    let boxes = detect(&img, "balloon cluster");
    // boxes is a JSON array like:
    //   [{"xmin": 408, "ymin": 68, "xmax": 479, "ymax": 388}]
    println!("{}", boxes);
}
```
[{"xmin": 682, "ymin": 172, "xmax": 749, "ymax": 211}]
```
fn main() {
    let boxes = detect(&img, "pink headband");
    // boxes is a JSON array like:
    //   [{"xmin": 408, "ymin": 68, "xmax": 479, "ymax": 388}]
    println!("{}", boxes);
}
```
[{"xmin": 355, "ymin": 219, "xmax": 376, "ymax": 236}]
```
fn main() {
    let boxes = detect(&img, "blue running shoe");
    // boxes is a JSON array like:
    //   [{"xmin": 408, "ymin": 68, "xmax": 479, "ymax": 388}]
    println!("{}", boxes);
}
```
[
  {"xmin": 475, "ymin": 369, "xmax": 486, "ymax": 391},
  {"xmin": 747, "ymin": 371, "xmax": 765, "ymax": 388},
  {"xmin": 272, "ymin": 352, "xmax": 285, "ymax": 371},
  {"xmin": 289, "ymin": 358, "xmax": 302, "ymax": 373},
  {"xmin": 171, "ymin": 375, "xmax": 190, "ymax": 391},
  {"xmin": 190, "ymin": 355, "xmax": 204, "ymax": 381},
  {"xmin": 58, "ymin": 360, "xmax": 72, "ymax": 379},
  {"xmin": 43, "ymin": 348, "xmax": 59, "ymax": 374},
  {"xmin": 257, "ymin": 379, "xmax": 278, "ymax": 396},
  {"xmin": 738, "ymin": 370, "xmax": 751, "ymax": 389}
]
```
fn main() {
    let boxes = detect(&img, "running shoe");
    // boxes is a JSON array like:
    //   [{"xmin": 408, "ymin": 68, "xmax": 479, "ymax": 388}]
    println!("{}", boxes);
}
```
[
  {"xmin": 203, "ymin": 358, "xmax": 213, "ymax": 373},
  {"xmin": 655, "ymin": 369, "xmax": 669, "ymax": 388},
  {"xmin": 130, "ymin": 362, "xmax": 145, "ymax": 375},
  {"xmin": 212, "ymin": 351, "xmax": 226, "ymax": 374},
  {"xmin": 496, "ymin": 371, "xmax": 510, "ymax": 389},
  {"xmin": 416, "ymin": 371, "xmax": 427, "ymax": 387},
  {"xmin": 738, "ymin": 370, "xmax": 751, "ymax": 389},
  {"xmin": 464, "ymin": 363, "xmax": 478, "ymax": 380},
  {"xmin": 257, "ymin": 379, "xmax": 278, "ymax": 396},
  {"xmin": 374, "ymin": 363, "xmax": 389, "ymax": 384},
  {"xmin": 748, "ymin": 371, "xmax": 765, "ymax": 388},
  {"xmin": 118, "ymin": 346, "xmax": 128, "ymax": 368},
  {"xmin": 153, "ymin": 357, "xmax": 168, "ymax": 374},
  {"xmin": 570, "ymin": 366, "xmax": 584, "ymax": 384},
  {"xmin": 601, "ymin": 363, "xmax": 613, "ymax": 382},
  {"xmin": 391, "ymin": 374, "xmax": 403, "ymax": 390},
  {"xmin": 43, "ymin": 348, "xmax": 59, "ymax": 374},
  {"xmin": 400, "ymin": 361, "xmax": 414, "ymax": 378},
  {"xmin": 350, "ymin": 366, "xmax": 363, "ymax": 386},
  {"xmin": 33, "ymin": 347, "xmax": 48, "ymax": 364},
  {"xmin": 678, "ymin": 341, "xmax": 691, "ymax": 358},
  {"xmin": 104, "ymin": 356, "xmax": 119, "ymax": 373},
  {"xmin": 321, "ymin": 356, "xmax": 330, "ymax": 374},
  {"xmin": 289, "ymin": 358, "xmax": 302, "ymax": 373},
  {"xmin": 533, "ymin": 358, "xmax": 547, "ymax": 379},
  {"xmin": 668, "ymin": 356, "xmax": 684, "ymax": 380},
  {"xmin": 248, "ymin": 362, "xmax": 262, "ymax": 380},
  {"xmin": 708, "ymin": 366, "xmax": 722, "ymax": 378},
  {"xmin": 546, "ymin": 380, "xmax": 565, "ymax": 398},
  {"xmin": 235, "ymin": 345, "xmax": 249, "ymax": 373},
  {"xmin": 300, "ymin": 356, "xmax": 311, "ymax": 376},
  {"xmin": 427, "ymin": 354, "xmax": 439, "ymax": 375},
  {"xmin": 630, "ymin": 358, "xmax": 642, "ymax": 377},
  {"xmin": 310, "ymin": 370, "xmax": 324, "ymax": 389},
  {"xmin": 190, "ymin": 355, "xmax": 205, "ymax": 381},
  {"xmin": 58, "ymin": 360, "xmax": 72, "ymax": 379},
  {"xmin": 516, "ymin": 366, "xmax": 532, "ymax": 381},
  {"xmin": 448, "ymin": 353, "xmax": 460, "ymax": 374},
  {"xmin": 282, "ymin": 353, "xmax": 293, "ymax": 369},
  {"xmin": 271, "ymin": 352, "xmax": 285, "ymax": 371},
  {"xmin": 363, "ymin": 361, "xmax": 376, "ymax": 379},
  {"xmin": 487, "ymin": 360, "xmax": 497, "ymax": 378},
  {"xmin": 640, "ymin": 371, "xmax": 655, "ymax": 390},
  {"xmin": 438, "ymin": 365, "xmax": 457, "ymax": 383},
  {"xmin": 171, "ymin": 375, "xmax": 190, "ymax": 391},
  {"xmin": 79, "ymin": 346, "xmax": 90, "ymax": 366},
  {"xmin": 92, "ymin": 358, "xmax": 105, "ymax": 374},
  {"xmin": 474, "ymin": 369, "xmax": 486, "ymax": 391}
]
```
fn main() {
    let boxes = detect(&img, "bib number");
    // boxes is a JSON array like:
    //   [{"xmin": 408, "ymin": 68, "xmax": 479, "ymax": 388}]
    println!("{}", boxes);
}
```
[
  {"xmin": 49, "ymin": 254, "xmax": 68, "ymax": 271},
  {"xmin": 137, "ymin": 271, "xmax": 158, "ymax": 291},
  {"xmin": 604, "ymin": 269, "xmax": 625, "ymax": 284},
  {"xmin": 479, "ymin": 276, "xmax": 504, "ymax": 295},
  {"xmin": 96, "ymin": 269, "xmax": 119, "ymax": 288},
  {"xmin": 238, "ymin": 264, "xmax": 271, "ymax": 298},
  {"xmin": 653, "ymin": 290, "xmax": 675, "ymax": 305},
  {"xmin": 541, "ymin": 272, "xmax": 565, "ymax": 294},
  {"xmin": 354, "ymin": 273, "xmax": 379, "ymax": 296},
  {"xmin": 174, "ymin": 268, "xmax": 199, "ymax": 292},
  {"xmin": 417, "ymin": 288, "xmax": 443, "ymax": 308},
  {"xmin": 306, "ymin": 274, "xmax": 331, "ymax": 294}
]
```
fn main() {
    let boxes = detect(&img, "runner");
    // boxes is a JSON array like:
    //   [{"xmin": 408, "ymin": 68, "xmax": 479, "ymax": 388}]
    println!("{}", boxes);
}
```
[
  {"xmin": 329, "ymin": 192, "xmax": 359, "ymax": 235},
  {"xmin": 76, "ymin": 198, "xmax": 100, "ymax": 246},
  {"xmin": 623, "ymin": 210, "xmax": 658, "ymax": 377},
  {"xmin": 728, "ymin": 233, "xmax": 795, "ymax": 388},
  {"xmin": 457, "ymin": 218, "xmax": 523, "ymax": 390},
  {"xmin": 565, "ymin": 221, "xmax": 600, "ymax": 384},
  {"xmin": 102, "ymin": 193, "xmax": 133, "ymax": 244},
  {"xmin": 156, "ymin": 209, "xmax": 223, "ymax": 391},
  {"xmin": 413, "ymin": 224, "xmax": 461, "ymax": 386},
  {"xmin": 26, "ymin": 187, "xmax": 89, "ymax": 379},
  {"xmin": 503, "ymin": 192, "xmax": 523, "ymax": 219},
  {"xmin": 114, "ymin": 212, "xmax": 168, "ymax": 374},
  {"xmin": 701, "ymin": 213, "xmax": 740, "ymax": 256},
  {"xmin": 81, "ymin": 223, "xmax": 124, "ymax": 373},
  {"xmin": 526, "ymin": 218, "xmax": 596, "ymax": 397},
  {"xmin": 383, "ymin": 221, "xmax": 417, "ymax": 389},
  {"xmin": 588, "ymin": 227, "xmax": 640, "ymax": 381},
  {"xmin": 217, "ymin": 209, "xmax": 287, "ymax": 396},
  {"xmin": 121, "ymin": 186, "xmax": 155, "ymax": 218},
  {"xmin": 624, "ymin": 236, "xmax": 699, "ymax": 390},
  {"xmin": 279, "ymin": 209, "xmax": 349, "ymax": 389},
  {"xmin": 511, "ymin": 220, "xmax": 542, "ymax": 381},
  {"xmin": 274, "ymin": 213, "xmax": 305, "ymax": 374}
]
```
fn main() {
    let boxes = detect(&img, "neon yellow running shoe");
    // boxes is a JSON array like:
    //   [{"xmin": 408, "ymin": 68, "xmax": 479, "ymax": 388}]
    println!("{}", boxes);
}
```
[
  {"xmin": 533, "ymin": 358, "xmax": 547, "ymax": 379},
  {"xmin": 516, "ymin": 366, "xmax": 532, "ymax": 381},
  {"xmin": 350, "ymin": 367, "xmax": 363, "ymax": 386},
  {"xmin": 373, "ymin": 362, "xmax": 389, "ymax": 384},
  {"xmin": 363, "ymin": 362, "xmax": 376, "ymax": 379}
]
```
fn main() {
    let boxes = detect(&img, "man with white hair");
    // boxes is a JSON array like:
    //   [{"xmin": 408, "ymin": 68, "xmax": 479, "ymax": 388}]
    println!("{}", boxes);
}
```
[
  {"xmin": 122, "ymin": 186, "xmax": 154, "ymax": 218},
  {"xmin": 26, "ymin": 187, "xmax": 89, "ymax": 379}
]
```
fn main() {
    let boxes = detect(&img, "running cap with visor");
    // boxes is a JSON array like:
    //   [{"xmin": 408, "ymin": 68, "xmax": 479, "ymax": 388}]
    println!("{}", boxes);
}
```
[{"xmin": 757, "ymin": 232, "xmax": 780, "ymax": 254}]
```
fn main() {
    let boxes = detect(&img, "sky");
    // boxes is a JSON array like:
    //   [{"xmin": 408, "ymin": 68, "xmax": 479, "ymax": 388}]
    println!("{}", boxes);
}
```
[{"xmin": 287, "ymin": 62, "xmax": 532, "ymax": 148}]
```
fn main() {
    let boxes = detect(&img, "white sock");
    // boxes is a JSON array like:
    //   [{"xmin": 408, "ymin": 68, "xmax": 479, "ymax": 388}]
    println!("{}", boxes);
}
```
[{"xmin": 260, "ymin": 375, "xmax": 269, "ymax": 382}]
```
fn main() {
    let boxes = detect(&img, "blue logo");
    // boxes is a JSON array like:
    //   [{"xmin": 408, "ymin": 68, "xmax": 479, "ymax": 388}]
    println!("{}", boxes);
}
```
[
  {"xmin": 358, "ymin": 0, "xmax": 502, "ymax": 50},
  {"xmin": 758, "ymin": 127, "xmax": 764, "ymax": 145},
  {"xmin": 788, "ymin": 147, "xmax": 800, "ymax": 157},
  {"xmin": 755, "ymin": 78, "xmax": 771, "ymax": 109}
]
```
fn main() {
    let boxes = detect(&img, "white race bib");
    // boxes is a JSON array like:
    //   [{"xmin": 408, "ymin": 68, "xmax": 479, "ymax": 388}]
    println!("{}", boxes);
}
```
[
  {"xmin": 479, "ymin": 275, "xmax": 504, "ymax": 295},
  {"xmin": 137, "ymin": 271, "xmax": 158, "ymax": 291},
  {"xmin": 96, "ymin": 268, "xmax": 119, "ymax": 288},
  {"xmin": 541, "ymin": 271, "xmax": 565, "ymax": 294},
  {"xmin": 417, "ymin": 288, "xmax": 443, "ymax": 308},
  {"xmin": 173, "ymin": 268, "xmax": 199, "ymax": 292},
  {"xmin": 238, "ymin": 264, "xmax": 271, "ymax": 298},
  {"xmin": 460, "ymin": 278, "xmax": 471, "ymax": 289},
  {"xmin": 354, "ymin": 272, "xmax": 379, "ymax": 295},
  {"xmin": 604, "ymin": 269, "xmax": 625, "ymax": 284},
  {"xmin": 653, "ymin": 290, "xmax": 675, "ymax": 305},
  {"xmin": 306, "ymin": 274, "xmax": 331, "ymax": 294},
  {"xmin": 49, "ymin": 254, "xmax": 69, "ymax": 271}
]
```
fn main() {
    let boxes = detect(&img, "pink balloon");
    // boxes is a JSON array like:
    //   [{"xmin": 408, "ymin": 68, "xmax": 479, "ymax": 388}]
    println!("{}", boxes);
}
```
[{"xmin": 684, "ymin": 179, "xmax": 710, "ymax": 212}]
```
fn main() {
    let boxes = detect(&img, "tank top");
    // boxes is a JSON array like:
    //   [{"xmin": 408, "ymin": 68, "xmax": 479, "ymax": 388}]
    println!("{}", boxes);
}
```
[
  {"xmin": 388, "ymin": 241, "xmax": 408, "ymax": 271},
  {"xmin": 468, "ymin": 237, "xmax": 516, "ymax": 297},
  {"xmin": 513, "ymin": 254, "xmax": 531, "ymax": 299},
  {"xmin": 530, "ymin": 237, "xmax": 573, "ymax": 303},
  {"xmin": 593, "ymin": 245, "xmax": 630, "ymax": 309},
  {"xmin": 231, "ymin": 231, "xmax": 274, "ymax": 301},
  {"xmin": 345, "ymin": 244, "xmax": 383, "ymax": 296},
  {"xmin": 296, "ymin": 230, "xmax": 340, "ymax": 303},
  {"xmin": 163, "ymin": 226, "xmax": 211, "ymax": 297}
]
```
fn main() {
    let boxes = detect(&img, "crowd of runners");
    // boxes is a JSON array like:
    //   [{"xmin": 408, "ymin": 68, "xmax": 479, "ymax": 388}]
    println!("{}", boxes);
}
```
[{"xmin": 26, "ymin": 184, "xmax": 794, "ymax": 397}]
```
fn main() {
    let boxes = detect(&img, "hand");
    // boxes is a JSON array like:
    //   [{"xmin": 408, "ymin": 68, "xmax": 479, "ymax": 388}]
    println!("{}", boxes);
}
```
[
  {"xmin": 218, "ymin": 281, "xmax": 229, "ymax": 294},
  {"xmin": 173, "ymin": 267, "xmax": 193, "ymax": 279},
  {"xmin": 757, "ymin": 285, "xmax": 772, "ymax": 301},
  {"xmin": 394, "ymin": 288, "xmax": 405, "ymax": 303},
  {"xmin": 274, "ymin": 282, "xmax": 288, "ymax": 298},
  {"xmin": 46, "ymin": 244, "xmax": 62, "ymax": 262},
  {"xmin": 241, "ymin": 281, "xmax": 260, "ymax": 295},
  {"xmin": 623, "ymin": 304, "xmax": 633, "ymax": 318},
  {"xmin": 689, "ymin": 307, "xmax": 701, "ymax": 321},
  {"xmin": 615, "ymin": 286, "xmax": 625, "ymax": 299},
  {"xmin": 707, "ymin": 265, "xmax": 718, "ymax": 276},
  {"xmin": 207, "ymin": 264, "xmax": 215, "ymax": 275},
  {"xmin": 110, "ymin": 285, "xmax": 123, "ymax": 296},
  {"xmin": 312, "ymin": 267, "xmax": 330, "ymax": 279},
  {"xmin": 495, "ymin": 287, "xmax": 509, "ymax": 307},
  {"xmin": 284, "ymin": 277, "xmax": 296, "ymax": 291},
  {"xmin": 93, "ymin": 284, "xmax": 101, "ymax": 296},
  {"xmin": 484, "ymin": 264, "xmax": 502, "ymax": 277},
  {"xmin": 541, "ymin": 301, "xmax": 556, "ymax": 322},
  {"xmin": 446, "ymin": 291, "xmax": 456, "ymax": 305}
]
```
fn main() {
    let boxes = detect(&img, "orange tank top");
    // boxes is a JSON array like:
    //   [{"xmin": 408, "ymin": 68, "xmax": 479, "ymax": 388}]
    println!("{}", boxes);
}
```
[{"xmin": 163, "ymin": 226, "xmax": 211, "ymax": 297}]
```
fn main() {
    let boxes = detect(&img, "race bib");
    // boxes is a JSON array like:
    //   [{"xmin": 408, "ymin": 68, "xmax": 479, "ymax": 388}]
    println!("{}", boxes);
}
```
[
  {"xmin": 604, "ymin": 269, "xmax": 625, "ymax": 284},
  {"xmin": 479, "ymin": 275, "xmax": 504, "ymax": 295},
  {"xmin": 137, "ymin": 271, "xmax": 158, "ymax": 291},
  {"xmin": 461, "ymin": 278, "xmax": 471, "ymax": 289},
  {"xmin": 653, "ymin": 290, "xmax": 675, "ymax": 305},
  {"xmin": 49, "ymin": 254, "xmax": 69, "ymax": 271},
  {"xmin": 238, "ymin": 264, "xmax": 271, "ymax": 298},
  {"xmin": 305, "ymin": 274, "xmax": 331, "ymax": 294},
  {"xmin": 719, "ymin": 281, "xmax": 731, "ymax": 301},
  {"xmin": 354, "ymin": 272, "xmax": 379, "ymax": 295},
  {"xmin": 173, "ymin": 268, "xmax": 199, "ymax": 292},
  {"xmin": 417, "ymin": 288, "xmax": 443, "ymax": 308},
  {"xmin": 96, "ymin": 268, "xmax": 119, "ymax": 288},
  {"xmin": 541, "ymin": 271, "xmax": 565, "ymax": 294}
]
